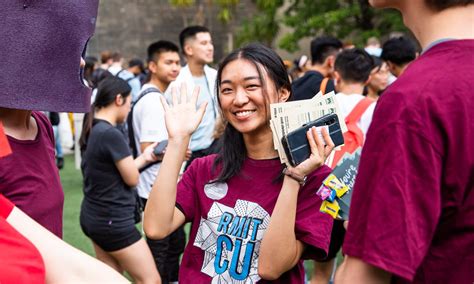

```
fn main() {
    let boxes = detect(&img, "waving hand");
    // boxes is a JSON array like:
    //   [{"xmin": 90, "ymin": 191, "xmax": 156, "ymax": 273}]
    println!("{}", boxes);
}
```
[{"xmin": 160, "ymin": 83, "xmax": 208, "ymax": 140}]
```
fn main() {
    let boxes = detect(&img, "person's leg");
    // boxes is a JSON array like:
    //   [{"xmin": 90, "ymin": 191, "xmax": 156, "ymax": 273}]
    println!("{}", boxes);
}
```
[
  {"xmin": 310, "ymin": 219, "xmax": 345, "ymax": 284},
  {"xmin": 52, "ymin": 125, "xmax": 64, "ymax": 169},
  {"xmin": 142, "ymin": 197, "xmax": 171, "ymax": 284},
  {"xmin": 146, "ymin": 236, "xmax": 171, "ymax": 284},
  {"xmin": 92, "ymin": 241, "xmax": 123, "ymax": 273},
  {"xmin": 109, "ymin": 238, "xmax": 161, "ymax": 284},
  {"xmin": 165, "ymin": 225, "xmax": 186, "ymax": 282},
  {"xmin": 311, "ymin": 259, "xmax": 335, "ymax": 284}
]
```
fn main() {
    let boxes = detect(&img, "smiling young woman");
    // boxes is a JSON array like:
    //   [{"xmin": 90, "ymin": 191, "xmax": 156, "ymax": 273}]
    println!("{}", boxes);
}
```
[{"xmin": 144, "ymin": 43, "xmax": 336, "ymax": 283}]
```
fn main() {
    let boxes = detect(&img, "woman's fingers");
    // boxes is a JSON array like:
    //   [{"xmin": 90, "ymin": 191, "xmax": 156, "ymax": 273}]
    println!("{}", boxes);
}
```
[
  {"xmin": 321, "ymin": 127, "xmax": 335, "ymax": 156},
  {"xmin": 196, "ymin": 102, "xmax": 208, "ymax": 123},
  {"xmin": 171, "ymin": 86, "xmax": 179, "ymax": 106},
  {"xmin": 306, "ymin": 127, "xmax": 317, "ymax": 153},
  {"xmin": 179, "ymin": 83, "xmax": 187, "ymax": 105},
  {"xmin": 190, "ymin": 86, "xmax": 201, "ymax": 106},
  {"xmin": 312, "ymin": 127, "xmax": 326, "ymax": 155},
  {"xmin": 160, "ymin": 96, "xmax": 170, "ymax": 112}
]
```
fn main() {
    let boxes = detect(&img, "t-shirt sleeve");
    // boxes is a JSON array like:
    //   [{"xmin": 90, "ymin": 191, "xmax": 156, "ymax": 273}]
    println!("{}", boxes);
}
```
[
  {"xmin": 295, "ymin": 165, "xmax": 334, "ymax": 260},
  {"xmin": 343, "ymin": 122, "xmax": 442, "ymax": 281},
  {"xmin": 102, "ymin": 128, "xmax": 131, "ymax": 162},
  {"xmin": 34, "ymin": 111, "xmax": 55, "ymax": 146},
  {"xmin": 175, "ymin": 160, "xmax": 198, "ymax": 222},
  {"xmin": 0, "ymin": 194, "xmax": 14, "ymax": 218},
  {"xmin": 138, "ymin": 96, "xmax": 168, "ymax": 143}
]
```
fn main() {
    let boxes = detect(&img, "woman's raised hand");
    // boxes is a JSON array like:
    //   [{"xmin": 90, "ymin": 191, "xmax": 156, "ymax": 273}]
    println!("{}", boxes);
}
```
[
  {"xmin": 160, "ymin": 83, "xmax": 208, "ymax": 140},
  {"xmin": 292, "ymin": 126, "xmax": 335, "ymax": 176}
]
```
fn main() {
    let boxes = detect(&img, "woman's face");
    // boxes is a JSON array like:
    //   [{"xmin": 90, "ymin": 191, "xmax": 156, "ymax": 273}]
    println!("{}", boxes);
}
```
[
  {"xmin": 219, "ymin": 58, "xmax": 286, "ymax": 137},
  {"xmin": 368, "ymin": 62, "xmax": 389, "ymax": 92}
]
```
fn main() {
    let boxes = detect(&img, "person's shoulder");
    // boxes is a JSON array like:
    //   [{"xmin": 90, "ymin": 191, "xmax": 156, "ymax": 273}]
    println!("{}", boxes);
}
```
[
  {"xmin": 32, "ymin": 111, "xmax": 55, "ymax": 141},
  {"xmin": 188, "ymin": 154, "xmax": 218, "ymax": 173},
  {"xmin": 139, "ymin": 83, "xmax": 161, "ymax": 94},
  {"xmin": 205, "ymin": 65, "xmax": 217, "ymax": 75},
  {"xmin": 174, "ymin": 64, "xmax": 191, "ymax": 81},
  {"xmin": 386, "ymin": 40, "xmax": 473, "ymax": 100},
  {"xmin": 293, "ymin": 71, "xmax": 322, "ymax": 88},
  {"xmin": 100, "ymin": 124, "xmax": 124, "ymax": 141},
  {"xmin": 135, "ymin": 85, "xmax": 162, "ymax": 107},
  {"xmin": 118, "ymin": 69, "xmax": 134, "ymax": 79},
  {"xmin": 31, "ymin": 111, "xmax": 50, "ymax": 126}
]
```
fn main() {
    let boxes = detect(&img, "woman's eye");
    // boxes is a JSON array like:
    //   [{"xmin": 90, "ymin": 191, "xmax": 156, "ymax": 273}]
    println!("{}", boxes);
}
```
[
  {"xmin": 246, "ymin": 84, "xmax": 259, "ymax": 90},
  {"xmin": 221, "ymin": 88, "xmax": 232, "ymax": 94}
]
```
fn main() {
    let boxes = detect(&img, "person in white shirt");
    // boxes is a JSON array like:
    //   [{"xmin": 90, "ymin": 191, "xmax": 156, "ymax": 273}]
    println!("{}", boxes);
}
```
[
  {"xmin": 132, "ymin": 40, "xmax": 186, "ymax": 284},
  {"xmin": 165, "ymin": 26, "xmax": 217, "ymax": 170},
  {"xmin": 334, "ymin": 49, "xmax": 376, "ymax": 136}
]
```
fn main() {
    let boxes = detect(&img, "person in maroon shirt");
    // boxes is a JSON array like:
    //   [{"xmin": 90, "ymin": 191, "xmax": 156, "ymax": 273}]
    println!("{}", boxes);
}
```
[
  {"xmin": 0, "ymin": 1, "xmax": 99, "ymax": 237},
  {"xmin": 335, "ymin": 0, "xmax": 474, "ymax": 283},
  {"xmin": 144, "ymin": 43, "xmax": 335, "ymax": 283}
]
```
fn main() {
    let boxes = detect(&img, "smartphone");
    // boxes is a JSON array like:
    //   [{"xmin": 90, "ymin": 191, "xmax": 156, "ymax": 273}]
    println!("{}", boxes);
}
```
[
  {"xmin": 153, "ymin": 140, "xmax": 168, "ymax": 156},
  {"xmin": 281, "ymin": 114, "xmax": 344, "ymax": 166}
]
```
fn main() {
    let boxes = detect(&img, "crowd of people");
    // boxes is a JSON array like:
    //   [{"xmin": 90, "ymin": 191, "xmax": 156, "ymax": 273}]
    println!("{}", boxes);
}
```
[{"xmin": 0, "ymin": 0, "xmax": 473, "ymax": 283}]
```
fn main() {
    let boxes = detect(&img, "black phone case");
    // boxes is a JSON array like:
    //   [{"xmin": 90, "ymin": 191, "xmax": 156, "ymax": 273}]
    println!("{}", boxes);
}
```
[
  {"xmin": 153, "ymin": 140, "xmax": 168, "ymax": 156},
  {"xmin": 281, "ymin": 114, "xmax": 344, "ymax": 166}
]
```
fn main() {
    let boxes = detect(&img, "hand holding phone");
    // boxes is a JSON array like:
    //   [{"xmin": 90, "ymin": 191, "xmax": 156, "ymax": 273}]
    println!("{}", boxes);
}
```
[
  {"xmin": 153, "ymin": 140, "xmax": 168, "ymax": 156},
  {"xmin": 282, "ymin": 114, "xmax": 344, "ymax": 167}
]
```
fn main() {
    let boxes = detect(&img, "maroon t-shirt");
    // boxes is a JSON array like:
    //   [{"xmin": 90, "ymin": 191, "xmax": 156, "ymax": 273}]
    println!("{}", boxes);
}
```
[
  {"xmin": 343, "ymin": 40, "xmax": 474, "ymax": 283},
  {"xmin": 0, "ymin": 111, "xmax": 64, "ymax": 237},
  {"xmin": 176, "ymin": 155, "xmax": 333, "ymax": 283}
]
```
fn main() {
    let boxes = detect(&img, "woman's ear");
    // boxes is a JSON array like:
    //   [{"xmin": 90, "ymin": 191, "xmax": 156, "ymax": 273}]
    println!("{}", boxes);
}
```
[
  {"xmin": 148, "ymin": 60, "xmax": 157, "ymax": 74},
  {"xmin": 115, "ymin": 94, "xmax": 123, "ymax": 106},
  {"xmin": 365, "ymin": 74, "xmax": 373, "ymax": 86},
  {"xmin": 278, "ymin": 88, "xmax": 291, "ymax": 102}
]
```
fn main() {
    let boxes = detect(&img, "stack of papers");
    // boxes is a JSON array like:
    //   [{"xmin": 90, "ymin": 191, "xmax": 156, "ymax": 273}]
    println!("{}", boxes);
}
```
[{"xmin": 270, "ymin": 91, "xmax": 347, "ymax": 167}]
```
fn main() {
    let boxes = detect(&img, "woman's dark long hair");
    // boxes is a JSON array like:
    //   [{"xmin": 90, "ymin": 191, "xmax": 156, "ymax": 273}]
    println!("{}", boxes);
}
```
[
  {"xmin": 212, "ymin": 43, "xmax": 292, "ymax": 182},
  {"xmin": 79, "ymin": 76, "xmax": 131, "ymax": 153}
]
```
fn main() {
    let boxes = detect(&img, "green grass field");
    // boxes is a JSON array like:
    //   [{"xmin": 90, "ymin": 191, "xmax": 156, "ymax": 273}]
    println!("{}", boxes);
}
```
[{"xmin": 60, "ymin": 154, "xmax": 94, "ymax": 256}]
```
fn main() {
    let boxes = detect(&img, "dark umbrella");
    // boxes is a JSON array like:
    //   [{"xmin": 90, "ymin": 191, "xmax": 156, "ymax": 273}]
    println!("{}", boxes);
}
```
[{"xmin": 0, "ymin": 1, "xmax": 99, "ymax": 112}]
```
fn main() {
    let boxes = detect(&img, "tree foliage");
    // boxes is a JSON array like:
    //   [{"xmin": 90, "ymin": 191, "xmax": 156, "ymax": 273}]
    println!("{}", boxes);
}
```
[
  {"xmin": 169, "ymin": 0, "xmax": 407, "ymax": 52},
  {"xmin": 235, "ymin": 0, "xmax": 284, "ymax": 47},
  {"xmin": 169, "ymin": 0, "xmax": 240, "ymax": 22},
  {"xmin": 278, "ymin": 0, "xmax": 406, "ymax": 51}
]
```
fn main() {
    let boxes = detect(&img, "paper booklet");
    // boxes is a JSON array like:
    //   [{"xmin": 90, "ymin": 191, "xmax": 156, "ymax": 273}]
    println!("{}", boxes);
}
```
[{"xmin": 269, "ymin": 91, "xmax": 347, "ymax": 167}]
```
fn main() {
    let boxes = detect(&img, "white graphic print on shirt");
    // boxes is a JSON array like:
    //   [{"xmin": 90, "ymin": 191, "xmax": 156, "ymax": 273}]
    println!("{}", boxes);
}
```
[{"xmin": 193, "ymin": 200, "xmax": 270, "ymax": 283}]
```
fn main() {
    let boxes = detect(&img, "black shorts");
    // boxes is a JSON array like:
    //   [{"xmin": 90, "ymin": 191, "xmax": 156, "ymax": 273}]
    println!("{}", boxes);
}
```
[
  {"xmin": 80, "ymin": 210, "xmax": 142, "ymax": 252},
  {"xmin": 322, "ymin": 219, "xmax": 346, "ymax": 261}
]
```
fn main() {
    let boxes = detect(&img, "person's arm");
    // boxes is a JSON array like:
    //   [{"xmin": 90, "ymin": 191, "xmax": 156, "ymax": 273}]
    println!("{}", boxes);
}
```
[
  {"xmin": 258, "ymin": 127, "xmax": 335, "ymax": 279},
  {"xmin": 144, "ymin": 84, "xmax": 206, "ymax": 239},
  {"xmin": 116, "ymin": 142, "xmax": 159, "ymax": 187},
  {"xmin": 6, "ymin": 206, "xmax": 129, "ymax": 283},
  {"xmin": 335, "ymin": 256, "xmax": 391, "ymax": 284}
]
